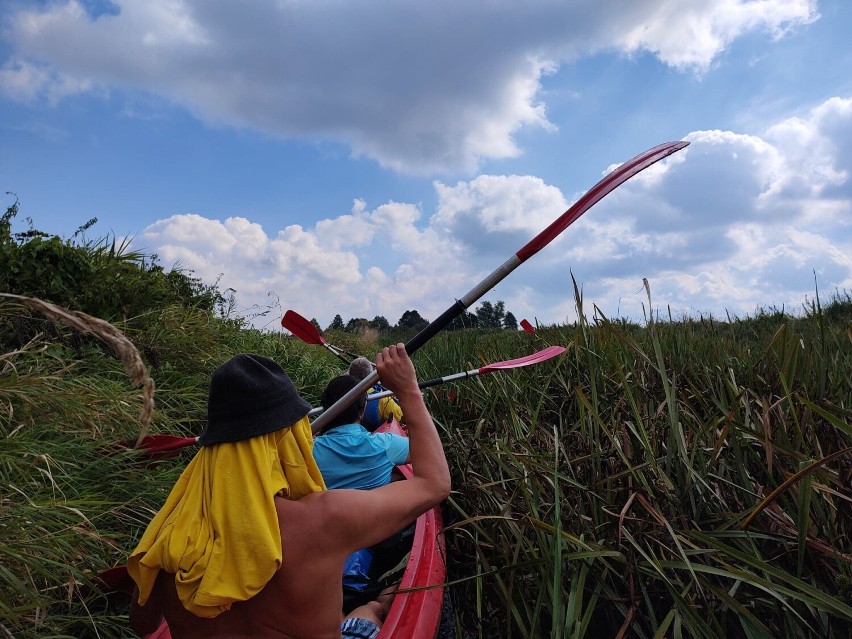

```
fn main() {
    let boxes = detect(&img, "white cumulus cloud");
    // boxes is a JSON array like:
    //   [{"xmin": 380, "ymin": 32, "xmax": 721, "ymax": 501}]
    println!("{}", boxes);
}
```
[
  {"xmin": 1, "ymin": 0, "xmax": 819, "ymax": 173},
  {"xmin": 129, "ymin": 93, "xmax": 851, "ymax": 328}
]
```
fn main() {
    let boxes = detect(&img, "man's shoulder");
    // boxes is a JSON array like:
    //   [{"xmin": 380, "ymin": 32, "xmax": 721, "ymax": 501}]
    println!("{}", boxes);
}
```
[
  {"xmin": 372, "ymin": 430, "xmax": 408, "ymax": 443},
  {"xmin": 320, "ymin": 423, "xmax": 368, "ymax": 436},
  {"xmin": 275, "ymin": 491, "xmax": 337, "ymax": 523},
  {"xmin": 275, "ymin": 488, "xmax": 377, "ymax": 532}
]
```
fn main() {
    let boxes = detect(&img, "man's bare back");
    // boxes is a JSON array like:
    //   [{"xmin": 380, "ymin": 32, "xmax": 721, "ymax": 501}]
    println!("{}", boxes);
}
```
[{"xmin": 131, "ymin": 345, "xmax": 450, "ymax": 638}]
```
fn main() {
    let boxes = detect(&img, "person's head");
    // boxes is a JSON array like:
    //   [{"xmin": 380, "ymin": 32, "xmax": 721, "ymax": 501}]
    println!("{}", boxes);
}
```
[
  {"xmin": 198, "ymin": 353, "xmax": 312, "ymax": 446},
  {"xmin": 321, "ymin": 374, "xmax": 367, "ymax": 431},
  {"xmin": 347, "ymin": 357, "xmax": 373, "ymax": 382}
]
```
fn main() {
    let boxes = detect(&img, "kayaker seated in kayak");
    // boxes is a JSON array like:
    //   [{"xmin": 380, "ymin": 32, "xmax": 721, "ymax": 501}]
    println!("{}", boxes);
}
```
[
  {"xmin": 348, "ymin": 356, "xmax": 404, "ymax": 431},
  {"xmin": 313, "ymin": 374, "xmax": 410, "ymax": 489},
  {"xmin": 128, "ymin": 345, "xmax": 450, "ymax": 639}
]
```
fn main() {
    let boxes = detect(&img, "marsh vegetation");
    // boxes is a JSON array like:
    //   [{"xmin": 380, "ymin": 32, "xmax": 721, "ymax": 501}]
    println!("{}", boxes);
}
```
[{"xmin": 1, "ymin": 207, "xmax": 850, "ymax": 637}]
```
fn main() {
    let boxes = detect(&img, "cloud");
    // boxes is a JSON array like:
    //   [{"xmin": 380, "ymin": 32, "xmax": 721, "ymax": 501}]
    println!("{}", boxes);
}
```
[
  {"xmin": 613, "ymin": 0, "xmax": 819, "ymax": 72},
  {"xmin": 1, "ymin": 0, "xmax": 818, "ymax": 173},
  {"xmin": 129, "ymin": 93, "xmax": 851, "ymax": 328}
]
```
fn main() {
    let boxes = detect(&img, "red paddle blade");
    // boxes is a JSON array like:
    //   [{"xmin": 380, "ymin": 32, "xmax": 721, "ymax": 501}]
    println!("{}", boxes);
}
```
[
  {"xmin": 282, "ymin": 310, "xmax": 327, "ymax": 346},
  {"xmin": 112, "ymin": 434, "xmax": 199, "ymax": 460},
  {"xmin": 520, "ymin": 319, "xmax": 535, "ymax": 334},
  {"xmin": 479, "ymin": 345, "xmax": 565, "ymax": 373},
  {"xmin": 136, "ymin": 434, "xmax": 199, "ymax": 454},
  {"xmin": 516, "ymin": 141, "xmax": 688, "ymax": 261}
]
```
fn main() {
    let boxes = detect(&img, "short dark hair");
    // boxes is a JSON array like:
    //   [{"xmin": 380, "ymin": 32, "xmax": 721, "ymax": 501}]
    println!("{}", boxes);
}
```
[{"xmin": 321, "ymin": 375, "xmax": 367, "ymax": 430}]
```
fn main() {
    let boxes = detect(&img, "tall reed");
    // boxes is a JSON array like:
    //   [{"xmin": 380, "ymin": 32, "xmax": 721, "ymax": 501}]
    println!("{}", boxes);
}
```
[
  {"xmin": 1, "ymin": 290, "xmax": 849, "ymax": 638},
  {"xmin": 427, "ymin": 291, "xmax": 851, "ymax": 638}
]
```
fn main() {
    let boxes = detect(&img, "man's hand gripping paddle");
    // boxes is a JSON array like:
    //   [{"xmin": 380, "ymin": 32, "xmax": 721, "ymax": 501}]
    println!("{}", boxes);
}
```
[{"xmin": 310, "ymin": 141, "xmax": 689, "ymax": 434}]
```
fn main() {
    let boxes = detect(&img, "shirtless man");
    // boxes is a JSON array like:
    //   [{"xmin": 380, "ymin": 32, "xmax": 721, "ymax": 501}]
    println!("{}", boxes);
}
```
[{"xmin": 129, "ymin": 344, "xmax": 450, "ymax": 638}]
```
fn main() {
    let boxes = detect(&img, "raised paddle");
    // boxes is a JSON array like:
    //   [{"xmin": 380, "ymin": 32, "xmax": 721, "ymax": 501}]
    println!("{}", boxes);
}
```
[
  {"xmin": 307, "ymin": 345, "xmax": 566, "ymax": 417},
  {"xmin": 110, "ymin": 434, "xmax": 200, "ymax": 460},
  {"xmin": 520, "ymin": 319, "xmax": 535, "ymax": 334},
  {"xmin": 311, "ymin": 141, "xmax": 689, "ymax": 433},
  {"xmin": 119, "ymin": 349, "xmax": 565, "ymax": 445},
  {"xmin": 281, "ymin": 310, "xmax": 362, "ymax": 365}
]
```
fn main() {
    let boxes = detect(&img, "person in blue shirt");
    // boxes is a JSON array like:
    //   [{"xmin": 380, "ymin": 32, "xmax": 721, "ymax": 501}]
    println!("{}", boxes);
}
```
[{"xmin": 313, "ymin": 374, "xmax": 410, "ymax": 490}]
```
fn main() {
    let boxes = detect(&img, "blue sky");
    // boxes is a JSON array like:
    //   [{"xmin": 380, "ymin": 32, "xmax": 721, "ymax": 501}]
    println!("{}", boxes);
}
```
[{"xmin": 1, "ymin": 0, "xmax": 850, "ymax": 330}]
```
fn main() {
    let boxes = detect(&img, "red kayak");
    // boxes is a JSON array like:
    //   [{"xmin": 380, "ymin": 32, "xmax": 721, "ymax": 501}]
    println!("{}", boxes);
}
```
[
  {"xmin": 103, "ymin": 419, "xmax": 446, "ymax": 638},
  {"xmin": 374, "ymin": 420, "xmax": 446, "ymax": 639}
]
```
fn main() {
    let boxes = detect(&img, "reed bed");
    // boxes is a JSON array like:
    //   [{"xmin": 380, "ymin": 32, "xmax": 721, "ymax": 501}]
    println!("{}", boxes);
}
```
[
  {"xmin": 0, "ymin": 293, "xmax": 850, "ymax": 638},
  {"xmin": 426, "ymin": 297, "xmax": 851, "ymax": 638}
]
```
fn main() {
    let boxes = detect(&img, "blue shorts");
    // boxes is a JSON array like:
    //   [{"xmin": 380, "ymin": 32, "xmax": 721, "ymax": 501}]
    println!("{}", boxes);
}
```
[{"xmin": 341, "ymin": 616, "xmax": 380, "ymax": 639}]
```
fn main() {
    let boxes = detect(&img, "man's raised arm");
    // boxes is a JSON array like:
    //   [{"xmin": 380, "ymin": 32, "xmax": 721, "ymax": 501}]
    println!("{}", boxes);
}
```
[{"xmin": 377, "ymin": 343, "xmax": 450, "ymax": 500}]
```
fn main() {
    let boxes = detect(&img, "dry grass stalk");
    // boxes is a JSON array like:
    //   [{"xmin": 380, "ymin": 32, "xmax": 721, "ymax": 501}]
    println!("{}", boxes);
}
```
[{"xmin": 0, "ymin": 293, "xmax": 155, "ymax": 445}]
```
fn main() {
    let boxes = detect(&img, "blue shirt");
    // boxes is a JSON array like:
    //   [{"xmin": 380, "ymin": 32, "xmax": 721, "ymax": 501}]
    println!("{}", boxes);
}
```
[{"xmin": 313, "ymin": 423, "xmax": 410, "ymax": 490}]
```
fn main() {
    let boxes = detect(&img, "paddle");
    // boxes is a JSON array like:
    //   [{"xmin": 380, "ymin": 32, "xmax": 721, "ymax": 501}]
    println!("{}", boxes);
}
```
[
  {"xmin": 520, "ymin": 319, "xmax": 535, "ymax": 334},
  {"xmin": 119, "ymin": 347, "xmax": 565, "ymax": 452},
  {"xmin": 281, "ymin": 310, "xmax": 362, "ymax": 365},
  {"xmin": 307, "ymin": 345, "xmax": 566, "ymax": 417},
  {"xmin": 110, "ymin": 434, "xmax": 200, "ymax": 460},
  {"xmin": 127, "ymin": 434, "xmax": 198, "ymax": 456},
  {"xmin": 311, "ymin": 141, "xmax": 689, "ymax": 433}
]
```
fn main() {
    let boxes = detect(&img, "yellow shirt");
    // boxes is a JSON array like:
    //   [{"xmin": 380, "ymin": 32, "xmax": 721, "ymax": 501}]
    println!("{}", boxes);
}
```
[{"xmin": 127, "ymin": 416, "xmax": 325, "ymax": 618}]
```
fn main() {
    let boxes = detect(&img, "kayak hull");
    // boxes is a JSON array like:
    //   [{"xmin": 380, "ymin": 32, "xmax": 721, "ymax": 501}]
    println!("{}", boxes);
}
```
[{"xmin": 375, "ymin": 420, "xmax": 447, "ymax": 639}]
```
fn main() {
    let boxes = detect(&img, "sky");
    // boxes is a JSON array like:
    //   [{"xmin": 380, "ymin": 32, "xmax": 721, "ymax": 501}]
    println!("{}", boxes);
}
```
[{"xmin": 1, "ymin": 0, "xmax": 851, "ymax": 331}]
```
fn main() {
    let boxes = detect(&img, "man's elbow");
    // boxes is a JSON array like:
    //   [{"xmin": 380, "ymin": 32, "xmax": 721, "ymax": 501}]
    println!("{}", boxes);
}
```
[
  {"xmin": 412, "ymin": 474, "xmax": 451, "ymax": 507},
  {"xmin": 433, "ymin": 473, "xmax": 451, "ymax": 503}
]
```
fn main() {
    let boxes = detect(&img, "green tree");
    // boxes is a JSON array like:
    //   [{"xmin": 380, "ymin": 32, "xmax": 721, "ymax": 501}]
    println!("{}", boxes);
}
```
[
  {"xmin": 476, "ymin": 300, "xmax": 506, "ymax": 328},
  {"xmin": 345, "ymin": 317, "xmax": 369, "ymax": 333},
  {"xmin": 397, "ymin": 309, "xmax": 428, "ymax": 331},
  {"xmin": 369, "ymin": 315, "xmax": 390, "ymax": 331},
  {"xmin": 328, "ymin": 314, "xmax": 344, "ymax": 331},
  {"xmin": 447, "ymin": 311, "xmax": 479, "ymax": 330},
  {"xmin": 503, "ymin": 311, "xmax": 518, "ymax": 330}
]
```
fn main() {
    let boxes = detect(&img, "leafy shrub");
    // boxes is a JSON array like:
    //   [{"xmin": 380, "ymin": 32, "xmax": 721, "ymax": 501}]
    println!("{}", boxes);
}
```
[{"xmin": 0, "ymin": 197, "xmax": 233, "ymax": 348}]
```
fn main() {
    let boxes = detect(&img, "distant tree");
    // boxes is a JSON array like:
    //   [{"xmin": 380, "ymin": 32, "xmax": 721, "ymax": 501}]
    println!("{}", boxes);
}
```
[
  {"xmin": 503, "ymin": 311, "xmax": 518, "ymax": 330},
  {"xmin": 345, "ymin": 317, "xmax": 369, "ymax": 333},
  {"xmin": 397, "ymin": 309, "xmax": 428, "ymax": 331},
  {"xmin": 494, "ymin": 300, "xmax": 505, "ymax": 327},
  {"xmin": 369, "ymin": 315, "xmax": 390, "ymax": 331},
  {"xmin": 310, "ymin": 318, "xmax": 322, "ymax": 331},
  {"xmin": 476, "ymin": 300, "xmax": 506, "ymax": 328},
  {"xmin": 328, "ymin": 314, "xmax": 344, "ymax": 331}
]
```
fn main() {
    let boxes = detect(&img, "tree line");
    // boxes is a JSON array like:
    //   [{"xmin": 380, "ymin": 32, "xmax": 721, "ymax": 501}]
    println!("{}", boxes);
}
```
[{"xmin": 320, "ymin": 300, "xmax": 518, "ymax": 334}]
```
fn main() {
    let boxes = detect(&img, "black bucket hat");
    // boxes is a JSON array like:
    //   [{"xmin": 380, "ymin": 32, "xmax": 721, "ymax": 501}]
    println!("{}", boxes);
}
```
[{"xmin": 198, "ymin": 353, "xmax": 312, "ymax": 446}]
